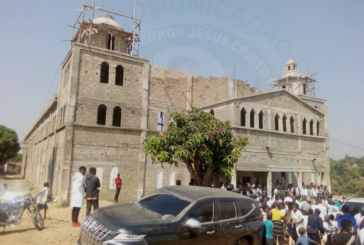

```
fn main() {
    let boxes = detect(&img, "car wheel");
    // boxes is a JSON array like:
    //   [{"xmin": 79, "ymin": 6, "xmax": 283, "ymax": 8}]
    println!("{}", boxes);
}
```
[{"xmin": 236, "ymin": 238, "xmax": 249, "ymax": 245}]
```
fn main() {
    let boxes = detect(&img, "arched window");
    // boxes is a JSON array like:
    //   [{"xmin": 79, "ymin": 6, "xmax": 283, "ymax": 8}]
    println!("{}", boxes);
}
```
[
  {"xmin": 250, "ymin": 109, "xmax": 255, "ymax": 128},
  {"xmin": 310, "ymin": 120, "xmax": 314, "ymax": 135},
  {"xmin": 275, "ymin": 114, "xmax": 279, "ymax": 131},
  {"xmin": 282, "ymin": 114, "xmax": 287, "ymax": 132},
  {"xmin": 157, "ymin": 112, "xmax": 164, "ymax": 131},
  {"xmin": 302, "ymin": 118, "xmax": 307, "ymax": 135},
  {"xmin": 282, "ymin": 85, "xmax": 286, "ymax": 89},
  {"xmin": 115, "ymin": 65, "xmax": 124, "ymax": 86},
  {"xmin": 290, "ymin": 116, "xmax": 295, "ymax": 133},
  {"xmin": 100, "ymin": 62, "xmax": 109, "ymax": 84},
  {"xmin": 97, "ymin": 104, "xmax": 107, "ymax": 125},
  {"xmin": 259, "ymin": 110, "xmax": 263, "ymax": 129},
  {"xmin": 107, "ymin": 34, "xmax": 115, "ymax": 50},
  {"xmin": 303, "ymin": 84, "xmax": 307, "ymax": 95},
  {"xmin": 109, "ymin": 166, "xmax": 119, "ymax": 190},
  {"xmin": 316, "ymin": 121, "xmax": 320, "ymax": 136},
  {"xmin": 112, "ymin": 106, "xmax": 121, "ymax": 127},
  {"xmin": 288, "ymin": 66, "xmax": 290, "ymax": 70},
  {"xmin": 209, "ymin": 109, "xmax": 214, "ymax": 116},
  {"xmin": 240, "ymin": 108, "xmax": 246, "ymax": 126},
  {"xmin": 169, "ymin": 168, "xmax": 175, "ymax": 186},
  {"xmin": 96, "ymin": 167, "xmax": 103, "ymax": 189},
  {"xmin": 156, "ymin": 168, "xmax": 163, "ymax": 189}
]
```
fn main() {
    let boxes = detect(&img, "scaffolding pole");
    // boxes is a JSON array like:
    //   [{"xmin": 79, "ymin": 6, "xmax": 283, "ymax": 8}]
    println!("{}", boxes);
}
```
[
  {"xmin": 88, "ymin": 0, "xmax": 96, "ymax": 45},
  {"xmin": 65, "ymin": 2, "xmax": 142, "ymax": 56}
]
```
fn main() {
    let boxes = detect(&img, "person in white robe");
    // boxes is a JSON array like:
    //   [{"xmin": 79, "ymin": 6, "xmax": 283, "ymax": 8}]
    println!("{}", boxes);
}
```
[{"xmin": 71, "ymin": 166, "xmax": 86, "ymax": 227}]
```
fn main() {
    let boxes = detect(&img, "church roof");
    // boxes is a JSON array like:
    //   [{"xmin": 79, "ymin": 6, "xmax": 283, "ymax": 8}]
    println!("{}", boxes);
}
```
[
  {"xmin": 200, "ymin": 89, "xmax": 325, "ymax": 116},
  {"xmin": 93, "ymin": 14, "xmax": 123, "ymax": 31},
  {"xmin": 285, "ymin": 59, "xmax": 297, "ymax": 66}
]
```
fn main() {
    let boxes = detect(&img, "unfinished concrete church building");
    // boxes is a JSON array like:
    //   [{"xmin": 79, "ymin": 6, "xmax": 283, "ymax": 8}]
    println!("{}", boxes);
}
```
[{"xmin": 22, "ymin": 14, "xmax": 330, "ymax": 206}]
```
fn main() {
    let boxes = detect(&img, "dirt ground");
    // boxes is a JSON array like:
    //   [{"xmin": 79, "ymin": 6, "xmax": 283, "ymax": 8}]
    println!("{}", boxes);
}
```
[{"xmin": 0, "ymin": 176, "xmax": 114, "ymax": 245}]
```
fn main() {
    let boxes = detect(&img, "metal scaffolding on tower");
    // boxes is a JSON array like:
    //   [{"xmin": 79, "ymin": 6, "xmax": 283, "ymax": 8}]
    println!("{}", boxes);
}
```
[{"xmin": 64, "ymin": 0, "xmax": 142, "ymax": 56}]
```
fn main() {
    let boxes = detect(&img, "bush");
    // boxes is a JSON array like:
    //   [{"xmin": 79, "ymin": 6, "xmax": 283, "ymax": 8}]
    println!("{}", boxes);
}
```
[
  {"xmin": 331, "ymin": 179, "xmax": 342, "ymax": 195},
  {"xmin": 349, "ymin": 168, "xmax": 361, "ymax": 179}
]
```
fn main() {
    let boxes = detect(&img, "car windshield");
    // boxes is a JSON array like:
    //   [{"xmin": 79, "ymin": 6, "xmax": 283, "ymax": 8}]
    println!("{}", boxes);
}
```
[
  {"xmin": 342, "ymin": 202, "xmax": 364, "ymax": 212},
  {"xmin": 138, "ymin": 194, "xmax": 191, "ymax": 218}
]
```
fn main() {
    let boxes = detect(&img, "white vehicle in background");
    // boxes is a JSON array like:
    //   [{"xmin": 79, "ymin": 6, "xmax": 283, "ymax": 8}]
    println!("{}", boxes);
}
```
[{"xmin": 336, "ymin": 198, "xmax": 364, "ymax": 215}]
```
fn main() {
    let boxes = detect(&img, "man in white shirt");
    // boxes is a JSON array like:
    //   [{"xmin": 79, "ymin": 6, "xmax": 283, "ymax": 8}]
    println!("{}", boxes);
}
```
[
  {"xmin": 284, "ymin": 195, "xmax": 293, "ymax": 203},
  {"xmin": 273, "ymin": 185, "xmax": 280, "ymax": 198},
  {"xmin": 301, "ymin": 197, "xmax": 312, "ymax": 213},
  {"xmin": 317, "ymin": 198, "xmax": 327, "ymax": 221},
  {"xmin": 256, "ymin": 184, "xmax": 262, "ymax": 195},
  {"xmin": 71, "ymin": 166, "xmax": 87, "ymax": 227},
  {"xmin": 251, "ymin": 184, "xmax": 257, "ymax": 194},
  {"xmin": 326, "ymin": 201, "xmax": 339, "ymax": 215},
  {"xmin": 294, "ymin": 184, "xmax": 300, "ymax": 196},
  {"xmin": 310, "ymin": 186, "xmax": 317, "ymax": 197},
  {"xmin": 301, "ymin": 185, "xmax": 308, "ymax": 196},
  {"xmin": 266, "ymin": 196, "xmax": 274, "ymax": 208}
]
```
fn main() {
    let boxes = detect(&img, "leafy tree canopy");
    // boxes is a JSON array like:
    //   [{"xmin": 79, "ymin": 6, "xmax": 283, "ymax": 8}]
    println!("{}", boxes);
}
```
[
  {"xmin": 143, "ymin": 108, "xmax": 249, "ymax": 186},
  {"xmin": 8, "ymin": 153, "xmax": 22, "ymax": 162},
  {"xmin": 0, "ymin": 125, "xmax": 20, "ymax": 165},
  {"xmin": 330, "ymin": 155, "xmax": 364, "ymax": 196}
]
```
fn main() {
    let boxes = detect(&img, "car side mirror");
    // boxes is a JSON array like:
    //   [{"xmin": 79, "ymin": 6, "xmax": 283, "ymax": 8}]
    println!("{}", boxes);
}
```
[{"xmin": 185, "ymin": 218, "xmax": 201, "ymax": 229}]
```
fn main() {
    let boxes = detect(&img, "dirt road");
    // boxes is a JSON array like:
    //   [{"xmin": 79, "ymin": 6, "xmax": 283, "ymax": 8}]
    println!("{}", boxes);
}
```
[{"xmin": 0, "ymin": 176, "xmax": 113, "ymax": 245}]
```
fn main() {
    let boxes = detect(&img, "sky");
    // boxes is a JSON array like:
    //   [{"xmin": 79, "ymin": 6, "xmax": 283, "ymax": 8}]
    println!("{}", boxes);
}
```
[{"xmin": 0, "ymin": 0, "xmax": 363, "ymax": 160}]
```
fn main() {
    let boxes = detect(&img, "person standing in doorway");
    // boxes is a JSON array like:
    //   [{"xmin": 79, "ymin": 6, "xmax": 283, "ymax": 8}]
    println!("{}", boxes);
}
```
[
  {"xmin": 85, "ymin": 167, "xmax": 100, "ymax": 216},
  {"xmin": 114, "ymin": 173, "xmax": 122, "ymax": 204},
  {"xmin": 71, "ymin": 166, "xmax": 86, "ymax": 227}
]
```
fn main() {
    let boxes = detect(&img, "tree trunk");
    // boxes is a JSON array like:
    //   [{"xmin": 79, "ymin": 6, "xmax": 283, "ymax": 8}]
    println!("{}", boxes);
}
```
[
  {"xmin": 183, "ymin": 161, "xmax": 214, "ymax": 187},
  {"xmin": 184, "ymin": 160, "xmax": 201, "ymax": 185},
  {"xmin": 201, "ymin": 167, "xmax": 213, "ymax": 186}
]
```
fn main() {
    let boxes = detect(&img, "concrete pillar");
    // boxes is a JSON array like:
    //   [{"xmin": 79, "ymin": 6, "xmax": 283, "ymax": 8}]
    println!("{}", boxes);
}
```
[
  {"xmin": 298, "ymin": 171, "xmax": 303, "ymax": 192},
  {"xmin": 278, "ymin": 114, "xmax": 283, "ymax": 132},
  {"xmin": 231, "ymin": 169, "xmax": 237, "ymax": 190},
  {"xmin": 311, "ymin": 173, "xmax": 315, "ymax": 184},
  {"xmin": 322, "ymin": 173, "xmax": 327, "ymax": 186},
  {"xmin": 254, "ymin": 113, "xmax": 259, "ymax": 129},
  {"xmin": 312, "ymin": 120, "xmax": 316, "ymax": 136},
  {"xmin": 267, "ymin": 171, "xmax": 272, "ymax": 197},
  {"xmin": 137, "ymin": 62, "xmax": 150, "ymax": 198},
  {"xmin": 228, "ymin": 77, "xmax": 236, "ymax": 99},
  {"xmin": 288, "ymin": 172, "xmax": 293, "ymax": 184},
  {"xmin": 185, "ymin": 76, "xmax": 193, "ymax": 111},
  {"xmin": 297, "ymin": 114, "xmax": 302, "ymax": 134},
  {"xmin": 317, "ymin": 173, "xmax": 321, "ymax": 185}
]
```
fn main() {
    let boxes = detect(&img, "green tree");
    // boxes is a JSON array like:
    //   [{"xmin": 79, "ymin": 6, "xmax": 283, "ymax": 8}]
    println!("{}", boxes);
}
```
[
  {"xmin": 349, "ymin": 168, "xmax": 360, "ymax": 179},
  {"xmin": 0, "ymin": 125, "xmax": 20, "ymax": 165},
  {"xmin": 143, "ymin": 108, "xmax": 249, "ymax": 186},
  {"xmin": 8, "ymin": 153, "xmax": 22, "ymax": 162}
]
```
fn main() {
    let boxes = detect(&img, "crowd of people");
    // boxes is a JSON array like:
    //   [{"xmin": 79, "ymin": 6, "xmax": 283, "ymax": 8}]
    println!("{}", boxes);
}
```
[{"xmin": 216, "ymin": 180, "xmax": 363, "ymax": 245}]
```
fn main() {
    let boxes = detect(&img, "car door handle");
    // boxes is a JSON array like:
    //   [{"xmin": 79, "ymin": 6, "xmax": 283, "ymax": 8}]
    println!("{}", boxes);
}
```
[
  {"xmin": 235, "ymin": 225, "xmax": 242, "ymax": 229},
  {"xmin": 206, "ymin": 230, "xmax": 215, "ymax": 235}
]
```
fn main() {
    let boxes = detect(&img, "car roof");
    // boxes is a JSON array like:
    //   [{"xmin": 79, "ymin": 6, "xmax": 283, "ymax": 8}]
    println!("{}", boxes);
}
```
[
  {"xmin": 153, "ymin": 186, "xmax": 255, "ymax": 202},
  {"xmin": 346, "ymin": 198, "xmax": 364, "ymax": 203}
]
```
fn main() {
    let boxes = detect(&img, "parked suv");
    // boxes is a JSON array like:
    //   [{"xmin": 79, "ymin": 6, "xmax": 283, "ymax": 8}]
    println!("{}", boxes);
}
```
[{"xmin": 77, "ymin": 186, "xmax": 263, "ymax": 245}]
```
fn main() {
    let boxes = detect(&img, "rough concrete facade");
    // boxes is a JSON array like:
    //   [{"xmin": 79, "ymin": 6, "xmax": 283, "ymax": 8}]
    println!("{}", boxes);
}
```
[{"xmin": 21, "ymin": 15, "xmax": 330, "ymax": 206}]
